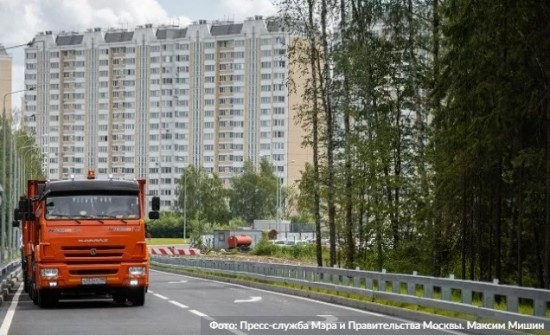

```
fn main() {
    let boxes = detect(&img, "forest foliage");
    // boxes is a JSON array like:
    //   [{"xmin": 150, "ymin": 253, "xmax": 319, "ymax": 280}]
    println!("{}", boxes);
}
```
[{"xmin": 275, "ymin": 0, "xmax": 550, "ymax": 287}]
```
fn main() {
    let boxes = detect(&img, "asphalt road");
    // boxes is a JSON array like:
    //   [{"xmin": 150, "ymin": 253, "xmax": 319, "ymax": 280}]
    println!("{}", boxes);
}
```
[{"xmin": 0, "ymin": 270, "xmax": 472, "ymax": 335}]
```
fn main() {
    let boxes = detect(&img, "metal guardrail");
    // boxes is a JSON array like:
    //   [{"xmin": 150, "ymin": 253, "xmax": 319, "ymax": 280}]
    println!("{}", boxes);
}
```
[
  {"xmin": 0, "ymin": 260, "xmax": 21, "ymax": 301},
  {"xmin": 152, "ymin": 256, "xmax": 550, "ymax": 327}
]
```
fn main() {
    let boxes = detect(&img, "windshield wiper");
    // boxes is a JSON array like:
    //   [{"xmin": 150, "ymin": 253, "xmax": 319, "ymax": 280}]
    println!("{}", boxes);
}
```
[
  {"xmin": 71, "ymin": 215, "xmax": 105, "ymax": 224},
  {"xmin": 97, "ymin": 215, "xmax": 128, "ymax": 224}
]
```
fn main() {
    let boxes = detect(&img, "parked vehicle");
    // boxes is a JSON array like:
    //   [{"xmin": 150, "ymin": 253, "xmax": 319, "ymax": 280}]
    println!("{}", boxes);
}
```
[
  {"xmin": 15, "ymin": 170, "xmax": 160, "ymax": 307},
  {"xmin": 227, "ymin": 235, "xmax": 252, "ymax": 251}
]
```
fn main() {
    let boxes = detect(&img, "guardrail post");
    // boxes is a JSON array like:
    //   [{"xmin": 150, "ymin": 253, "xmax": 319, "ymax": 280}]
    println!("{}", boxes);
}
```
[
  {"xmin": 534, "ymin": 298, "xmax": 546, "ymax": 317},
  {"xmin": 507, "ymin": 295, "xmax": 518, "ymax": 313},
  {"xmin": 332, "ymin": 269, "xmax": 339, "ymax": 285},
  {"xmin": 366, "ymin": 277, "xmax": 373, "ymax": 290},
  {"xmin": 379, "ymin": 279, "xmax": 386, "ymax": 292},
  {"xmin": 323, "ymin": 270, "xmax": 331, "ymax": 283},
  {"xmin": 483, "ymin": 291, "xmax": 494, "ymax": 309},
  {"xmin": 462, "ymin": 289, "xmax": 472, "ymax": 305},
  {"xmin": 353, "ymin": 268, "xmax": 360, "ymax": 288},
  {"xmin": 442, "ymin": 274, "xmax": 453, "ymax": 301},
  {"xmin": 392, "ymin": 280, "xmax": 400, "ymax": 294},
  {"xmin": 407, "ymin": 272, "xmax": 416, "ymax": 295},
  {"xmin": 424, "ymin": 284, "xmax": 433, "ymax": 298},
  {"xmin": 342, "ymin": 274, "xmax": 349, "ymax": 287}
]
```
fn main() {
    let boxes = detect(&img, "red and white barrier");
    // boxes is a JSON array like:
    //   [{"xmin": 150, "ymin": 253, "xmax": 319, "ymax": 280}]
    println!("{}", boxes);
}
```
[{"xmin": 149, "ymin": 246, "xmax": 200, "ymax": 256}]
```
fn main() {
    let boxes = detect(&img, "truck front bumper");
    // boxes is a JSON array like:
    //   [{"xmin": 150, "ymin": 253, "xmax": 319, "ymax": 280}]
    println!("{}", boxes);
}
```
[{"xmin": 36, "ymin": 261, "xmax": 149, "ymax": 291}]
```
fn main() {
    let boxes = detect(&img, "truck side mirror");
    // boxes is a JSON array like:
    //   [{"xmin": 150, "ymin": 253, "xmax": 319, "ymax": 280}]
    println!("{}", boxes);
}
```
[
  {"xmin": 12, "ymin": 220, "xmax": 19, "ymax": 228},
  {"xmin": 151, "ymin": 196, "xmax": 160, "ymax": 211},
  {"xmin": 148, "ymin": 211, "xmax": 159, "ymax": 220},
  {"xmin": 18, "ymin": 199, "xmax": 26, "ymax": 218},
  {"xmin": 19, "ymin": 198, "xmax": 35, "ymax": 220},
  {"xmin": 13, "ymin": 208, "xmax": 19, "ymax": 220}
]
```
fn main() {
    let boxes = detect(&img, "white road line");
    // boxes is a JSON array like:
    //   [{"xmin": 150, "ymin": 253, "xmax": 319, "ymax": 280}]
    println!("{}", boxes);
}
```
[
  {"xmin": 234, "ymin": 296, "xmax": 262, "ymax": 303},
  {"xmin": 189, "ymin": 309, "xmax": 212, "ymax": 320},
  {"xmin": 153, "ymin": 293, "xmax": 169, "ymax": 300},
  {"xmin": 169, "ymin": 300, "xmax": 188, "ymax": 309},
  {"xmin": 0, "ymin": 285, "xmax": 23, "ymax": 335}
]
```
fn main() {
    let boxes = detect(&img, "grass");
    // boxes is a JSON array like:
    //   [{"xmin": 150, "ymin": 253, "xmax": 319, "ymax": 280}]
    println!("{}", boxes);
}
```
[{"xmin": 147, "ymin": 238, "xmax": 187, "ymax": 245}]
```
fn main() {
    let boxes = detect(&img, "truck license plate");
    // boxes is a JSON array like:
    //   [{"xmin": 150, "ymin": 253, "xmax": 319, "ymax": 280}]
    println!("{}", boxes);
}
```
[{"xmin": 82, "ymin": 277, "xmax": 106, "ymax": 285}]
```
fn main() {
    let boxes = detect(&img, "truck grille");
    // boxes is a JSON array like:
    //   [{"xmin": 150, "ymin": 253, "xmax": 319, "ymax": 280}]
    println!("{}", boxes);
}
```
[
  {"xmin": 69, "ymin": 269, "xmax": 119, "ymax": 275},
  {"xmin": 62, "ymin": 245, "xmax": 125, "ymax": 259}
]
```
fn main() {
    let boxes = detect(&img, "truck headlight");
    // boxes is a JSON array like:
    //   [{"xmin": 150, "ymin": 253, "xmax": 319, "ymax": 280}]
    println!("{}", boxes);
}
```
[
  {"xmin": 129, "ymin": 266, "xmax": 146, "ymax": 275},
  {"xmin": 41, "ymin": 268, "xmax": 58, "ymax": 278}
]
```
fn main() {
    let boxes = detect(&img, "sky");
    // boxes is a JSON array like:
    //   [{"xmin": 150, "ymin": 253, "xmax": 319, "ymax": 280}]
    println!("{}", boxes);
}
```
[{"xmin": 0, "ymin": 0, "xmax": 277, "ymax": 108}]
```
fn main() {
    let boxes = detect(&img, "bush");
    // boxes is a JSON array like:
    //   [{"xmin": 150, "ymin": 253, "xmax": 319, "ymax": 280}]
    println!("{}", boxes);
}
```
[
  {"xmin": 147, "ymin": 213, "xmax": 183, "ymax": 238},
  {"xmin": 251, "ymin": 233, "xmax": 279, "ymax": 256}
]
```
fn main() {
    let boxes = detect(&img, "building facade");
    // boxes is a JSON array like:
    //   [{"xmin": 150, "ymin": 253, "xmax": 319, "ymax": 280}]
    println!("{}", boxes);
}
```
[
  {"xmin": 0, "ymin": 45, "xmax": 12, "ymax": 120},
  {"xmin": 22, "ymin": 17, "xmax": 310, "ymax": 210}
]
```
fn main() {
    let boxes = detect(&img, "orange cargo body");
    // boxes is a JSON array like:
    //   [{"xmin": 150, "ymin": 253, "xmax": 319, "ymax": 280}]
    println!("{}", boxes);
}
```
[
  {"xmin": 16, "ymin": 172, "xmax": 160, "ymax": 308},
  {"xmin": 227, "ymin": 235, "xmax": 252, "ymax": 249}
]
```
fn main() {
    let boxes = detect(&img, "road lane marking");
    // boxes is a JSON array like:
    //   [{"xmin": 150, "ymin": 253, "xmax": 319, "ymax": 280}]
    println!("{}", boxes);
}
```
[
  {"xmin": 234, "ymin": 296, "xmax": 262, "ymax": 303},
  {"xmin": 0, "ymin": 285, "xmax": 23, "ymax": 335},
  {"xmin": 189, "ymin": 309, "xmax": 212, "ymax": 320},
  {"xmin": 169, "ymin": 300, "xmax": 188, "ymax": 309},
  {"xmin": 153, "ymin": 293, "xmax": 169, "ymax": 300},
  {"xmin": 168, "ymin": 280, "xmax": 188, "ymax": 284}
]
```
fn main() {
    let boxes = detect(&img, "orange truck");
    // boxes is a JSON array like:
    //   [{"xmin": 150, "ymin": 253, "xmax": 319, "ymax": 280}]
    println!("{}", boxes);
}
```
[{"xmin": 15, "ymin": 170, "xmax": 159, "ymax": 308}]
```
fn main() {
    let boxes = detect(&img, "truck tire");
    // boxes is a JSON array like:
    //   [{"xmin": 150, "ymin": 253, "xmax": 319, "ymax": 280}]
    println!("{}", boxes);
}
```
[
  {"xmin": 31, "ymin": 284, "xmax": 38, "ymax": 305},
  {"xmin": 23, "ymin": 276, "xmax": 29, "ymax": 293},
  {"xmin": 38, "ymin": 290, "xmax": 58, "ymax": 308},
  {"xmin": 129, "ymin": 288, "xmax": 145, "ymax": 306}
]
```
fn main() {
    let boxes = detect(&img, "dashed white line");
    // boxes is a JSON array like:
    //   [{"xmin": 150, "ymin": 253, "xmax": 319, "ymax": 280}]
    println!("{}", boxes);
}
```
[
  {"xmin": 153, "ymin": 293, "xmax": 169, "ymax": 300},
  {"xmin": 0, "ymin": 285, "xmax": 23, "ymax": 335},
  {"xmin": 169, "ymin": 300, "xmax": 188, "ymax": 309},
  {"xmin": 189, "ymin": 309, "xmax": 212, "ymax": 320}
]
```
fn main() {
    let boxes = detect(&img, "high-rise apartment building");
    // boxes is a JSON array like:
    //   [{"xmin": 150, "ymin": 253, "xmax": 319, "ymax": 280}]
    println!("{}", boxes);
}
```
[
  {"xmin": 22, "ymin": 17, "xmax": 310, "ymax": 210},
  {"xmin": 0, "ymin": 45, "xmax": 12, "ymax": 120}
]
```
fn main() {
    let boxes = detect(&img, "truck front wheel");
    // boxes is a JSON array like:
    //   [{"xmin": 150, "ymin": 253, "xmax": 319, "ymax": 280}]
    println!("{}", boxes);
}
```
[
  {"xmin": 38, "ymin": 290, "xmax": 58, "ymax": 308},
  {"xmin": 129, "ymin": 287, "xmax": 145, "ymax": 306}
]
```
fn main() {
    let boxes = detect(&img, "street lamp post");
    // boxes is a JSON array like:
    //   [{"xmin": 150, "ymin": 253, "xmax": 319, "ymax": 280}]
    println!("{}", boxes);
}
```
[
  {"xmin": 183, "ymin": 169, "xmax": 187, "ymax": 242},
  {"xmin": 2, "ymin": 87, "xmax": 36, "ymax": 260}
]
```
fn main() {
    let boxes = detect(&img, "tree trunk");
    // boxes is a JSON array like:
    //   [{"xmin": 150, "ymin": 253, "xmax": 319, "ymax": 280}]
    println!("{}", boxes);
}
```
[
  {"xmin": 307, "ymin": 0, "xmax": 323, "ymax": 267},
  {"xmin": 320, "ymin": 0, "xmax": 337, "ymax": 267}
]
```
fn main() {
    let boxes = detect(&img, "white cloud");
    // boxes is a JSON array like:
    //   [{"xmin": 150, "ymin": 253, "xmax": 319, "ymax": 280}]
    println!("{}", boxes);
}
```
[
  {"xmin": 217, "ymin": 0, "xmax": 276, "ymax": 21},
  {"xmin": 0, "ymin": 0, "xmax": 191, "ymax": 107}
]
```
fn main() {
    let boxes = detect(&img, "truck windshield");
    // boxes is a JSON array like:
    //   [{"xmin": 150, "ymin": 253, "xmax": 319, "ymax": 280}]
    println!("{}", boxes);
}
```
[{"xmin": 45, "ymin": 194, "xmax": 140, "ymax": 220}]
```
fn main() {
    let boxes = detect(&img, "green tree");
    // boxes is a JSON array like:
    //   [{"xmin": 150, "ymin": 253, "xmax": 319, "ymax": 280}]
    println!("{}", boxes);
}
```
[
  {"xmin": 229, "ymin": 159, "xmax": 277, "ymax": 224},
  {"xmin": 174, "ymin": 166, "xmax": 230, "ymax": 225}
]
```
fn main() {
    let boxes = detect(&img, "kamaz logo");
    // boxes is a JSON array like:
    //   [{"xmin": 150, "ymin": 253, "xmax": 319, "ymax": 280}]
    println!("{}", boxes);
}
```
[{"xmin": 90, "ymin": 248, "xmax": 97, "ymax": 256}]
